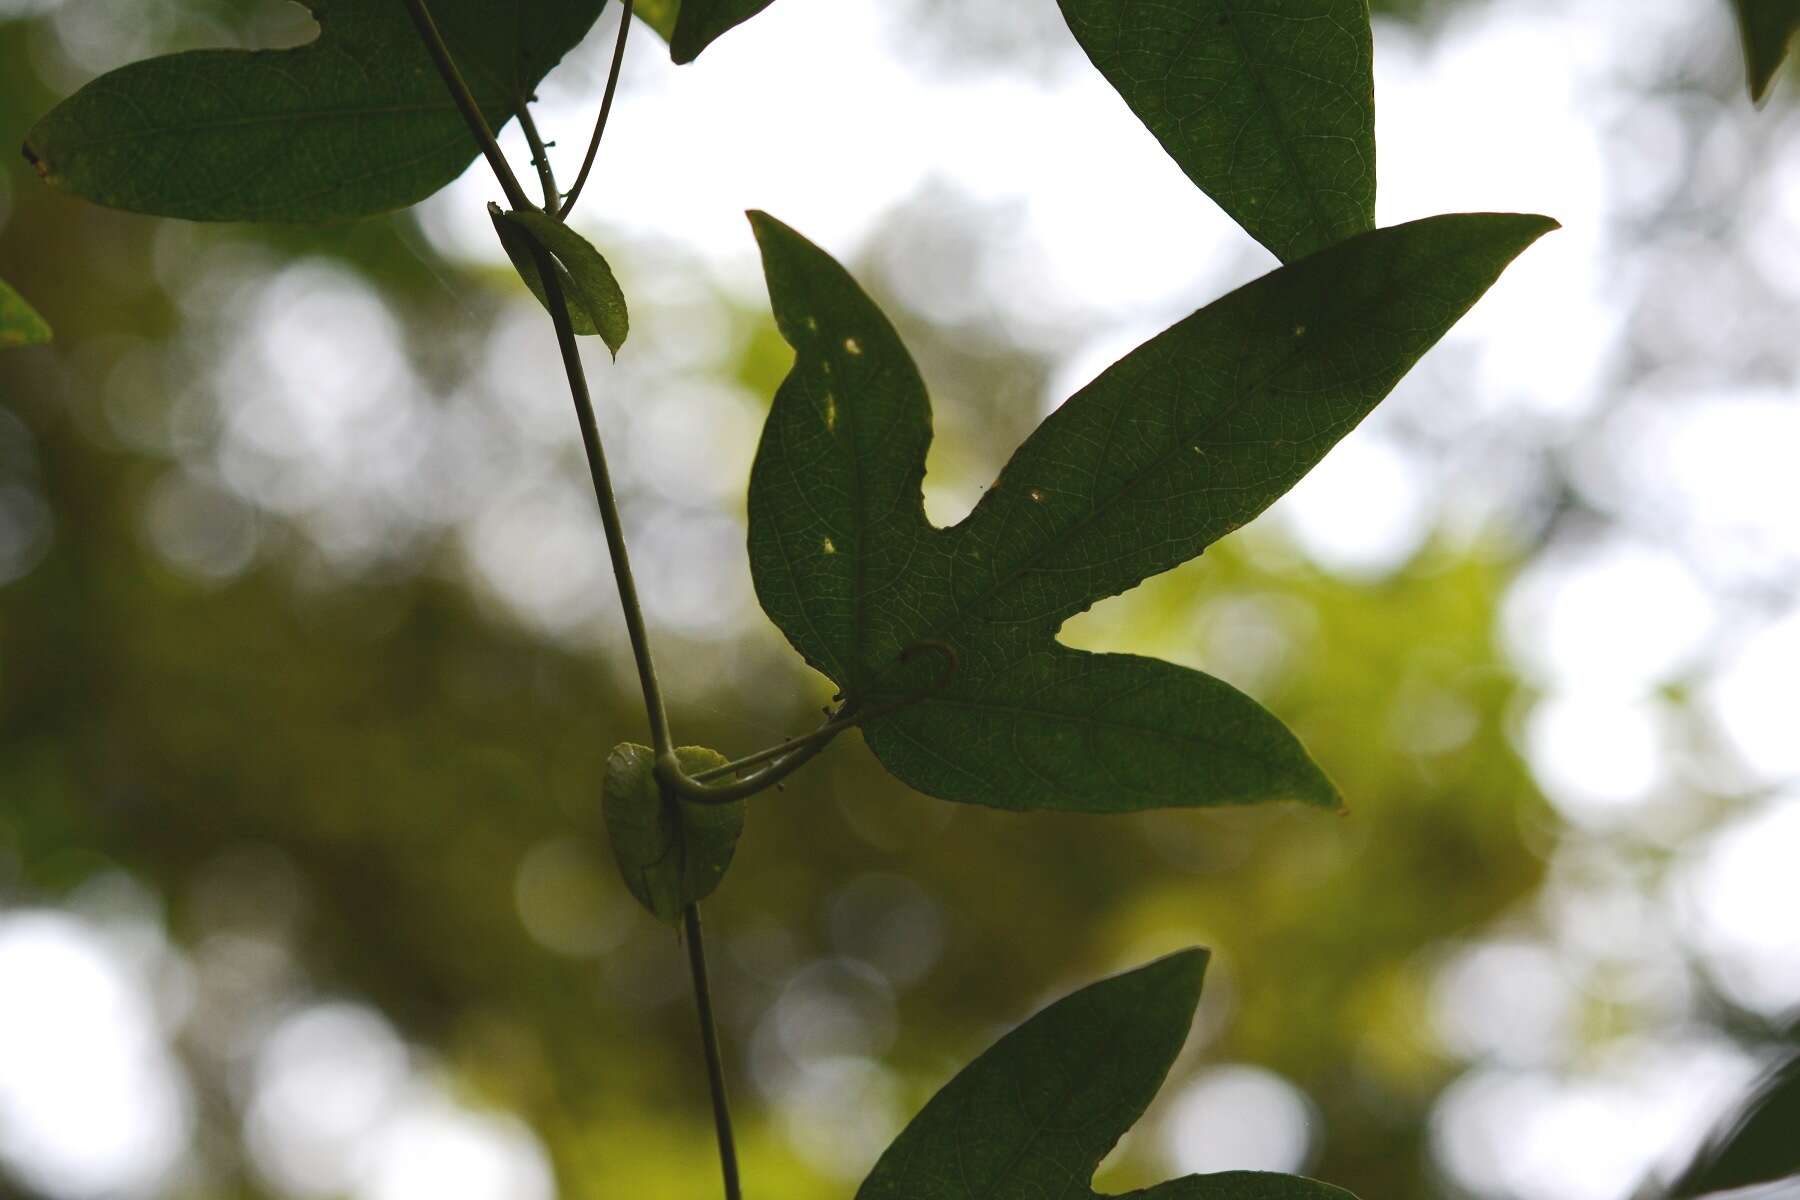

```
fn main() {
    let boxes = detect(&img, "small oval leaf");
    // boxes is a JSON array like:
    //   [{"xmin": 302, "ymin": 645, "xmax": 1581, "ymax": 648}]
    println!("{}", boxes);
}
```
[
  {"xmin": 491, "ymin": 206, "xmax": 630, "ymax": 356},
  {"xmin": 603, "ymin": 743, "xmax": 741, "ymax": 923}
]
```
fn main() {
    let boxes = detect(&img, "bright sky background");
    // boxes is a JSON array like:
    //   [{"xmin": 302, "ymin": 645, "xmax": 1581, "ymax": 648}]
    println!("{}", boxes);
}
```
[{"xmin": 4, "ymin": 0, "xmax": 1799, "ymax": 1197}]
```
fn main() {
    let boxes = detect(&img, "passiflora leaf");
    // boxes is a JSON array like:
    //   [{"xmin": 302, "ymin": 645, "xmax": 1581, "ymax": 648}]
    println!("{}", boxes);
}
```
[
  {"xmin": 22, "ymin": 0, "xmax": 609, "ymax": 222},
  {"xmin": 0, "ymin": 278, "xmax": 51, "ymax": 348},
  {"xmin": 745, "ymin": 209, "xmax": 1553, "ymax": 815},
  {"xmin": 1731, "ymin": 0, "xmax": 1800, "ymax": 102},
  {"xmin": 1058, "ymin": 0, "xmax": 1375, "ymax": 263},
  {"xmin": 858, "ymin": 949, "xmax": 1358, "ymax": 1200},
  {"xmin": 632, "ymin": 0, "xmax": 777, "ymax": 63},
  {"xmin": 490, "ymin": 206, "xmax": 630, "ymax": 356},
  {"xmin": 603, "ymin": 743, "xmax": 741, "ymax": 923}
]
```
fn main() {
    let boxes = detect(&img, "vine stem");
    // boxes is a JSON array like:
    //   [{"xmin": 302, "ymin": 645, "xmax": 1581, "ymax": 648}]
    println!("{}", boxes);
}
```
[
  {"xmin": 400, "ymin": 0, "xmax": 674, "ymax": 758},
  {"xmin": 684, "ymin": 905, "xmax": 743, "ymax": 1200},
  {"xmin": 670, "ymin": 731, "xmax": 835, "ymax": 805},
  {"xmin": 515, "ymin": 101, "xmax": 560, "ymax": 211},
  {"xmin": 532, "ymin": 249, "xmax": 674, "ymax": 755},
  {"xmin": 402, "ymin": 15, "xmax": 742, "ymax": 1199},
  {"xmin": 676, "ymin": 641, "xmax": 959, "ymax": 803},
  {"xmin": 560, "ymin": 0, "xmax": 634, "ymax": 219},
  {"xmin": 399, "ymin": 0, "xmax": 534, "ymax": 214},
  {"xmin": 692, "ymin": 714, "xmax": 849, "ymax": 783}
]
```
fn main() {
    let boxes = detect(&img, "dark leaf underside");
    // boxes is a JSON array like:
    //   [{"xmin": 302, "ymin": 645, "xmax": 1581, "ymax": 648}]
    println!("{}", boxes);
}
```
[
  {"xmin": 1058, "ymin": 0, "xmax": 1376, "ymax": 263},
  {"xmin": 23, "ymin": 0, "xmax": 608, "ymax": 221}
]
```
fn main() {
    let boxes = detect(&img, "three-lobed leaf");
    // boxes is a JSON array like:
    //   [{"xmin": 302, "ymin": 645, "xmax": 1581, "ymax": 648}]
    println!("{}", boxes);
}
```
[
  {"xmin": 745, "ymin": 209, "xmax": 1553, "ymax": 816},
  {"xmin": 0, "ymin": 278, "xmax": 52, "ymax": 348},
  {"xmin": 858, "ymin": 949, "xmax": 1358, "ymax": 1200},
  {"xmin": 603, "ymin": 743, "xmax": 742, "ymax": 923},
  {"xmin": 23, "ymin": 0, "xmax": 608, "ymax": 222},
  {"xmin": 1731, "ymin": 0, "xmax": 1800, "ymax": 102},
  {"xmin": 490, "ymin": 206, "xmax": 630, "ymax": 356},
  {"xmin": 1058, "ymin": 0, "xmax": 1375, "ymax": 263}
]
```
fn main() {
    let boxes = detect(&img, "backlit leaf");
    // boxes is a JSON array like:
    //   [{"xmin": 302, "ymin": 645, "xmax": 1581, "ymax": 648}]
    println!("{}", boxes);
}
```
[
  {"xmin": 0, "ymin": 278, "xmax": 51, "ymax": 349},
  {"xmin": 858, "ymin": 949, "xmax": 1358, "ymax": 1200},
  {"xmin": 1731, "ymin": 0, "xmax": 1800, "ymax": 102},
  {"xmin": 1058, "ymin": 0, "xmax": 1375, "ymax": 262},
  {"xmin": 491, "ymin": 206, "xmax": 630, "ymax": 356},
  {"xmin": 23, "ymin": 0, "xmax": 609, "ymax": 222},
  {"xmin": 634, "ymin": 0, "xmax": 680, "ymax": 42},
  {"xmin": 603, "ymin": 743, "xmax": 741, "ymax": 923},
  {"xmin": 632, "ymin": 0, "xmax": 777, "ymax": 63},
  {"xmin": 746, "ymin": 209, "xmax": 1553, "ymax": 814}
]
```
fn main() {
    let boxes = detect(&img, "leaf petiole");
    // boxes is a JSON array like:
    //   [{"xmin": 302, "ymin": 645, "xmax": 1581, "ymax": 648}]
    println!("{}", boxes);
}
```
[{"xmin": 665, "ymin": 641, "xmax": 959, "ymax": 804}]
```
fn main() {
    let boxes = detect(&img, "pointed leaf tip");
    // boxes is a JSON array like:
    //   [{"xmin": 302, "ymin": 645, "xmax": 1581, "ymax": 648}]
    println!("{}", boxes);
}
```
[
  {"xmin": 1730, "ymin": 0, "xmax": 1800, "ymax": 103},
  {"xmin": 858, "ymin": 948, "xmax": 1358, "ymax": 1199},
  {"xmin": 639, "ymin": 0, "xmax": 781, "ymax": 63},
  {"xmin": 1140, "ymin": 946, "xmax": 1211, "ymax": 1001},
  {"xmin": 1059, "ymin": 0, "xmax": 1376, "ymax": 262}
]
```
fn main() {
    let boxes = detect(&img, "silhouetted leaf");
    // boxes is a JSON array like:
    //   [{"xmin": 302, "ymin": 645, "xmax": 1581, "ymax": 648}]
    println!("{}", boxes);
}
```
[
  {"xmin": 0, "ymin": 278, "xmax": 51, "ymax": 348},
  {"xmin": 491, "ymin": 206, "xmax": 630, "ymax": 355},
  {"xmin": 859, "ymin": 949, "xmax": 1357, "ymax": 1200},
  {"xmin": 746, "ymin": 210, "xmax": 1552, "ymax": 815},
  {"xmin": 1731, "ymin": 0, "xmax": 1800, "ymax": 102},
  {"xmin": 1059, "ymin": 0, "xmax": 1375, "ymax": 262},
  {"xmin": 604, "ymin": 743, "xmax": 740, "ymax": 923},
  {"xmin": 23, "ymin": 0, "xmax": 608, "ymax": 221},
  {"xmin": 1666, "ymin": 1053, "xmax": 1800, "ymax": 1198},
  {"xmin": 633, "ymin": 0, "xmax": 777, "ymax": 62}
]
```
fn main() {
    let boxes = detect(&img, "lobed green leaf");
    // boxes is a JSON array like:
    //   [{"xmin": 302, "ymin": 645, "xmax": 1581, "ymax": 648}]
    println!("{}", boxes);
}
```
[
  {"xmin": 491, "ymin": 206, "xmax": 630, "ymax": 356},
  {"xmin": 22, "ymin": 0, "xmax": 608, "ymax": 222},
  {"xmin": 858, "ymin": 949, "xmax": 1358, "ymax": 1200},
  {"xmin": 1058, "ymin": 0, "xmax": 1375, "ymax": 262},
  {"xmin": 603, "ymin": 743, "xmax": 741, "ymax": 923},
  {"xmin": 1731, "ymin": 0, "xmax": 1800, "ymax": 102},
  {"xmin": 746, "ymin": 209, "xmax": 1553, "ymax": 815},
  {"xmin": 0, "ymin": 278, "xmax": 52, "ymax": 348}
]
